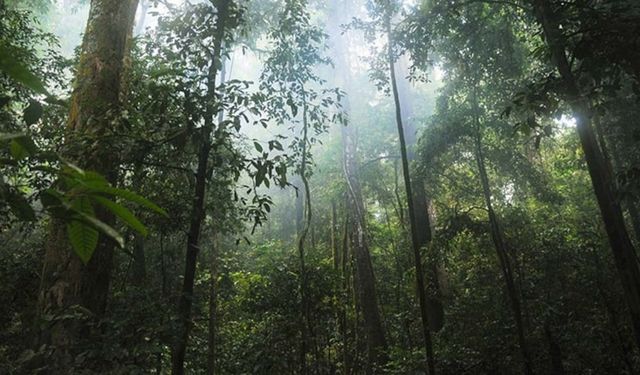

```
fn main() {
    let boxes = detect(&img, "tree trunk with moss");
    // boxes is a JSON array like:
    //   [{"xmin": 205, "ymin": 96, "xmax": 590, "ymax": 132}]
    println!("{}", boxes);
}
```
[{"xmin": 37, "ymin": 0, "xmax": 139, "ymax": 370}]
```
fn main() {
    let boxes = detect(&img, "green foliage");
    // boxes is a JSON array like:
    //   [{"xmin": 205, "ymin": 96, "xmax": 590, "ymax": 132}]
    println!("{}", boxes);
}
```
[
  {"xmin": 0, "ymin": 6, "xmax": 166, "ymax": 264},
  {"xmin": 0, "ymin": 45, "xmax": 49, "ymax": 95},
  {"xmin": 3, "ymin": 0, "xmax": 640, "ymax": 374}
]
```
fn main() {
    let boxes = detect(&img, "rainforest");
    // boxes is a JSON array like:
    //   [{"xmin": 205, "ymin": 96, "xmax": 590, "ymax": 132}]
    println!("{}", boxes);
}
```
[{"xmin": 1, "ymin": 0, "xmax": 640, "ymax": 374}]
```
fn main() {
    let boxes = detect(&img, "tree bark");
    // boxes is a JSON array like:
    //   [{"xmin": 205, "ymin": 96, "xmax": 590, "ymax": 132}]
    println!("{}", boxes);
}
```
[
  {"xmin": 386, "ymin": 16, "xmax": 436, "ymax": 375},
  {"xmin": 532, "ymin": 0, "xmax": 640, "ymax": 350},
  {"xmin": 37, "ymin": 0, "xmax": 139, "ymax": 369},
  {"xmin": 172, "ymin": 2, "xmax": 229, "ymax": 374}
]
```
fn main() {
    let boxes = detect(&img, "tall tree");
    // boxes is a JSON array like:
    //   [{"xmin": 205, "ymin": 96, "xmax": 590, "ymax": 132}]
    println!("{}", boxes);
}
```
[
  {"xmin": 383, "ymin": 6, "xmax": 437, "ymax": 374},
  {"xmin": 37, "ymin": 0, "xmax": 139, "ymax": 369},
  {"xmin": 395, "ymin": 56, "xmax": 444, "ymax": 332},
  {"xmin": 172, "ymin": 1, "xmax": 232, "ymax": 373}
]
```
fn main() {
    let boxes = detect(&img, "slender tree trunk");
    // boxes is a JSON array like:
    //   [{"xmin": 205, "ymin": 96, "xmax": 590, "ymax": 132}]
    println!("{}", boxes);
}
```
[
  {"xmin": 37, "ymin": 0, "xmax": 139, "ymax": 369},
  {"xmin": 297, "ymin": 93, "xmax": 314, "ymax": 374},
  {"xmin": 172, "ymin": 2, "xmax": 229, "ymax": 374},
  {"xmin": 471, "ymin": 81, "xmax": 533, "ymax": 375},
  {"xmin": 532, "ymin": 0, "xmax": 640, "ymax": 349},
  {"xmin": 385, "ymin": 16, "xmax": 436, "ymax": 375},
  {"xmin": 393, "ymin": 159, "xmax": 406, "ymax": 231},
  {"xmin": 340, "ymin": 208, "xmax": 351, "ymax": 375},
  {"xmin": 395, "ymin": 55, "xmax": 444, "ymax": 332}
]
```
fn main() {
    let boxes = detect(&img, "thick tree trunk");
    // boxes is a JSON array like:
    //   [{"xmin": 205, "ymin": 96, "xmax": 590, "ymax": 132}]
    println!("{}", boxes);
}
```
[
  {"xmin": 472, "ymin": 83, "xmax": 533, "ymax": 375},
  {"xmin": 37, "ymin": 0, "xmax": 139, "ymax": 369},
  {"xmin": 172, "ymin": 2, "xmax": 229, "ymax": 374},
  {"xmin": 532, "ymin": 0, "xmax": 640, "ymax": 349},
  {"xmin": 386, "ymin": 17, "xmax": 436, "ymax": 375}
]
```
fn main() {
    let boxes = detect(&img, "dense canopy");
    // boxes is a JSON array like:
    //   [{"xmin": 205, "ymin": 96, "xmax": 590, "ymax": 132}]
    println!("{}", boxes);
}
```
[{"xmin": 2, "ymin": 0, "xmax": 640, "ymax": 373}]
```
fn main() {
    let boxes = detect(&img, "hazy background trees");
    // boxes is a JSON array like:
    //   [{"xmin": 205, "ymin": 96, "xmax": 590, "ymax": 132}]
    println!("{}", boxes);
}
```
[{"xmin": 2, "ymin": 0, "xmax": 640, "ymax": 374}]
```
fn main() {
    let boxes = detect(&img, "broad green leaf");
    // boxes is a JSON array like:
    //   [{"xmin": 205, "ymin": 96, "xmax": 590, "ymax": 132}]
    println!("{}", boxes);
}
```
[
  {"xmin": 97, "ymin": 187, "xmax": 168, "ymax": 217},
  {"xmin": 92, "ymin": 195, "xmax": 148, "ymax": 236},
  {"xmin": 66, "ymin": 197, "xmax": 125, "ymax": 263},
  {"xmin": 67, "ymin": 220, "xmax": 99, "ymax": 264},
  {"xmin": 59, "ymin": 166, "xmax": 167, "ymax": 218},
  {"xmin": 67, "ymin": 197, "xmax": 98, "ymax": 263},
  {"xmin": 74, "ymin": 212, "xmax": 125, "ymax": 249}
]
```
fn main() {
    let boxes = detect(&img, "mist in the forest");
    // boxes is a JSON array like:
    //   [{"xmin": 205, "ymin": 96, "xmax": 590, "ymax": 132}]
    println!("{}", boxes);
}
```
[{"xmin": 2, "ymin": 0, "xmax": 640, "ymax": 374}]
